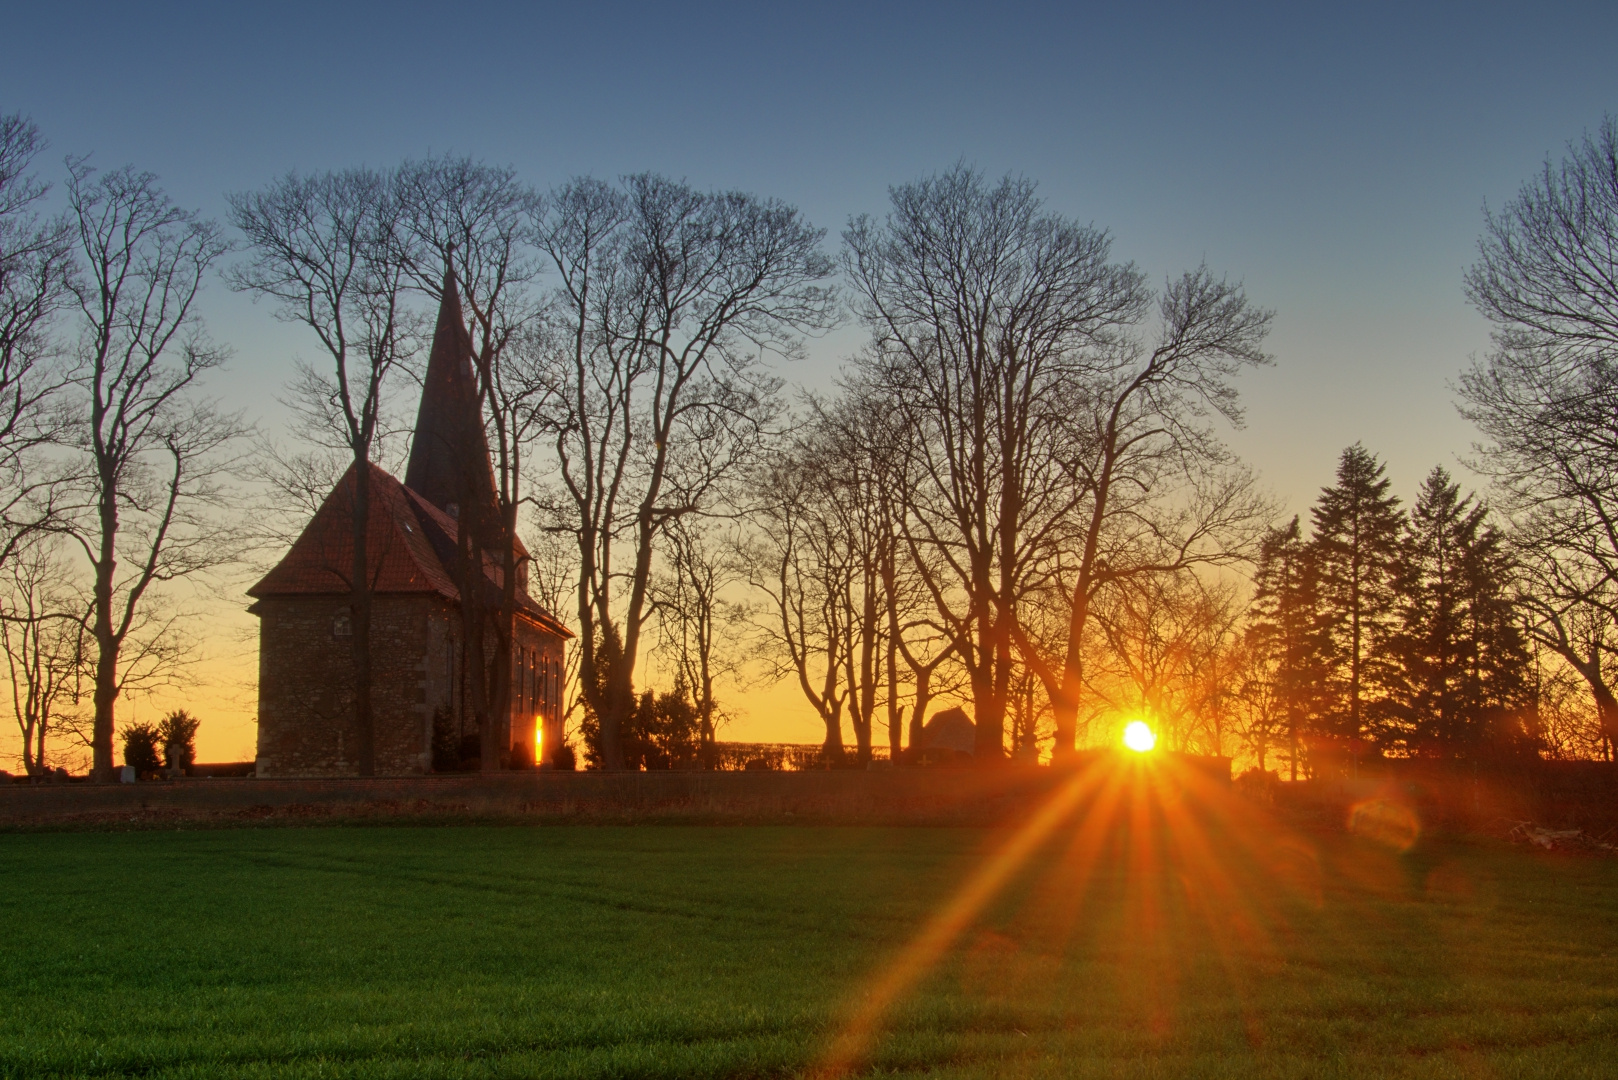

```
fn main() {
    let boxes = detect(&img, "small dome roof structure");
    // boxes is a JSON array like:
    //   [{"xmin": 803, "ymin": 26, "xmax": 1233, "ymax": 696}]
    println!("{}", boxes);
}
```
[{"xmin": 915, "ymin": 706, "xmax": 975, "ymax": 755}]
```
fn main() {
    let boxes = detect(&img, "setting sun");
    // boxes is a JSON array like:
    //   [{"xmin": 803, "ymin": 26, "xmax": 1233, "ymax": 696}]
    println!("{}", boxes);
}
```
[{"xmin": 1122, "ymin": 720, "xmax": 1157, "ymax": 753}]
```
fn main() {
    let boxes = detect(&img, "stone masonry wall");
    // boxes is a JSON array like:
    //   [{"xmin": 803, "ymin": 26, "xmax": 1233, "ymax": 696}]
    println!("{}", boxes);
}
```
[
  {"xmin": 510, "ymin": 619, "xmax": 565, "ymax": 765},
  {"xmin": 0, "ymin": 768, "xmax": 1082, "ymax": 828},
  {"xmin": 255, "ymin": 595, "xmax": 454, "ymax": 777}
]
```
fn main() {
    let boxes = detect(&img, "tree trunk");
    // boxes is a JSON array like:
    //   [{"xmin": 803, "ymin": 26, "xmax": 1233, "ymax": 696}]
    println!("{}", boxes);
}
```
[
  {"xmin": 492, "ymin": 503, "xmax": 520, "ymax": 766},
  {"xmin": 600, "ymin": 633, "xmax": 631, "ymax": 770},
  {"xmin": 601, "ymin": 499, "xmax": 663, "ymax": 772},
  {"xmin": 602, "ymin": 672, "xmax": 628, "ymax": 771},
  {"xmin": 350, "ymin": 461, "xmax": 375, "ymax": 776},
  {"xmin": 90, "ymin": 483, "xmax": 119, "ymax": 782},
  {"xmin": 1051, "ymin": 595, "xmax": 1089, "ymax": 763},
  {"xmin": 909, "ymin": 665, "xmax": 934, "ymax": 759},
  {"xmin": 1053, "ymin": 447, "xmax": 1115, "ymax": 763},
  {"xmin": 969, "ymin": 666, "xmax": 1003, "ymax": 761},
  {"xmin": 1288, "ymin": 704, "xmax": 1299, "ymax": 782},
  {"xmin": 886, "ymin": 640, "xmax": 902, "ymax": 762},
  {"xmin": 852, "ymin": 585, "xmax": 878, "ymax": 765},
  {"xmin": 698, "ymin": 647, "xmax": 716, "ymax": 769},
  {"xmin": 822, "ymin": 705, "xmax": 845, "ymax": 762},
  {"xmin": 1588, "ymin": 674, "xmax": 1618, "ymax": 746},
  {"xmin": 458, "ymin": 531, "xmax": 495, "ymax": 774},
  {"xmin": 966, "ymin": 577, "xmax": 1010, "ymax": 761}
]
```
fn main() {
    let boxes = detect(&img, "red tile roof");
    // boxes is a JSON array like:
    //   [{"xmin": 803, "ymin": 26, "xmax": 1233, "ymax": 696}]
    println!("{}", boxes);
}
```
[{"xmin": 249, "ymin": 462, "xmax": 571, "ymax": 639}]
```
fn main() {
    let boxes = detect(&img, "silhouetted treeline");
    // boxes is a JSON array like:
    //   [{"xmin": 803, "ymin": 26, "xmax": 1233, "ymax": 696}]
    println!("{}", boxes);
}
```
[
  {"xmin": 1245, "ymin": 448, "xmax": 1540, "ymax": 776},
  {"xmin": 748, "ymin": 166, "xmax": 1273, "ymax": 765},
  {"xmin": 741, "ymin": 124, "xmax": 1618, "ymax": 770},
  {"xmin": 8, "ymin": 103, "xmax": 1618, "ymax": 777}
]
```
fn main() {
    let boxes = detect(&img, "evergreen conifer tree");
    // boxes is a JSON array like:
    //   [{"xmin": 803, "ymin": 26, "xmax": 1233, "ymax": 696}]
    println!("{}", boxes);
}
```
[
  {"xmin": 1308, "ymin": 445, "xmax": 1404, "ymax": 741},
  {"xmin": 1247, "ymin": 517, "xmax": 1324, "ymax": 779},
  {"xmin": 1458, "ymin": 519, "xmax": 1533, "ymax": 756},
  {"xmin": 1390, "ymin": 468, "xmax": 1482, "ymax": 753},
  {"xmin": 1390, "ymin": 467, "xmax": 1532, "ymax": 757}
]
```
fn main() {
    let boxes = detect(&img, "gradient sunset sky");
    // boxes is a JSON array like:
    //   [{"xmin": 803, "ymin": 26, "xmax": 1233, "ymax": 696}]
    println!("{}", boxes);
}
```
[{"xmin": 4, "ymin": 0, "xmax": 1617, "ymax": 760}]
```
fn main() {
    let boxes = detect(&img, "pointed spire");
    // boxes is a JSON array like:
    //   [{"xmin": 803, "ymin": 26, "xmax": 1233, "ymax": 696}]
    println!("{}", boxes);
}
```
[{"xmin": 404, "ymin": 261, "xmax": 499, "ymax": 525}]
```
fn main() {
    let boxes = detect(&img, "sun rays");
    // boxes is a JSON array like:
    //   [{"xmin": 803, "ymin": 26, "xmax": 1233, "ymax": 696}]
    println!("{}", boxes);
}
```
[{"xmin": 812, "ymin": 754, "xmax": 1392, "ymax": 1078}]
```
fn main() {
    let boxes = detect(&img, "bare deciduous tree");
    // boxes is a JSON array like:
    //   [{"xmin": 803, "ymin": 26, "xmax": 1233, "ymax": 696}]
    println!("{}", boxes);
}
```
[
  {"xmin": 228, "ymin": 169, "xmax": 411, "ymax": 776},
  {"xmin": 1013, "ymin": 268, "xmax": 1272, "ymax": 760},
  {"xmin": 1084, "ymin": 572, "xmax": 1243, "ymax": 755},
  {"xmin": 747, "ymin": 399, "xmax": 900, "ymax": 763},
  {"xmin": 652, "ymin": 516, "xmax": 744, "ymax": 764},
  {"xmin": 1510, "ymin": 554, "xmax": 1618, "ymax": 744},
  {"xmin": 63, "ymin": 160, "xmax": 238, "ymax": 782},
  {"xmin": 535, "ymin": 175, "xmax": 834, "ymax": 769},
  {"xmin": 0, "ymin": 113, "xmax": 73, "ymax": 566},
  {"xmin": 523, "ymin": 522, "xmax": 585, "ymax": 750},
  {"xmin": 845, "ymin": 165, "xmax": 1265, "ymax": 761},
  {"xmin": 397, "ymin": 155, "xmax": 544, "ymax": 768},
  {"xmin": 845, "ymin": 167, "xmax": 1153, "ymax": 761},
  {"xmin": 1461, "ymin": 116, "xmax": 1618, "ymax": 747},
  {"xmin": 0, "ymin": 537, "xmax": 87, "ymax": 775},
  {"xmin": 749, "ymin": 444, "xmax": 851, "ymax": 758}
]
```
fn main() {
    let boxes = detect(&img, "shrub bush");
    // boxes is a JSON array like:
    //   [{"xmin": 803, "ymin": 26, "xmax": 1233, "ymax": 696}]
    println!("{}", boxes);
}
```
[
  {"xmin": 457, "ymin": 733, "xmax": 481, "ymax": 771},
  {"xmin": 120, "ymin": 722, "xmax": 163, "ymax": 777},
  {"xmin": 430, "ymin": 707, "xmax": 460, "ymax": 772},
  {"xmin": 158, "ymin": 710, "xmax": 200, "ymax": 773}
]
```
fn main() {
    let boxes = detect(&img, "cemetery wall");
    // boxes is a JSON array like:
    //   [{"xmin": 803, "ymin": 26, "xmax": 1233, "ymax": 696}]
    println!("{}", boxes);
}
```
[{"xmin": 0, "ymin": 767, "xmax": 1080, "ymax": 828}]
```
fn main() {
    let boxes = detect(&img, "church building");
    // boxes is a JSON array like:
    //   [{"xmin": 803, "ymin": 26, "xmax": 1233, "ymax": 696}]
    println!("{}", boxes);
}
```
[{"xmin": 247, "ymin": 276, "xmax": 572, "ymax": 777}]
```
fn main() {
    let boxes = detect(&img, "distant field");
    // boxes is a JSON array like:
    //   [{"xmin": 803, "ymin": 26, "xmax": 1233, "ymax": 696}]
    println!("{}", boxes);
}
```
[{"xmin": 2, "ymin": 813, "xmax": 1617, "ymax": 1078}]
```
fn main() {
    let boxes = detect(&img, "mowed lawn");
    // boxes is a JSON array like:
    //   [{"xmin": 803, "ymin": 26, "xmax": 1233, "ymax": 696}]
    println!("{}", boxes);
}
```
[{"xmin": 1, "ymin": 815, "xmax": 1617, "ymax": 1079}]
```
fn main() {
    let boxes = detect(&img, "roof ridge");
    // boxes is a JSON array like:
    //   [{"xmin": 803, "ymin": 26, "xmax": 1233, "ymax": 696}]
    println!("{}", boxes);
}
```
[
  {"xmin": 247, "ymin": 462, "xmax": 457, "ymax": 602},
  {"xmin": 249, "ymin": 462, "xmax": 573, "ymax": 639}
]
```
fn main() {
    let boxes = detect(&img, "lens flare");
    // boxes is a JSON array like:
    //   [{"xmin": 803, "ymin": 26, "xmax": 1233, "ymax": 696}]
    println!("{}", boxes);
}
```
[
  {"xmin": 1123, "ymin": 720, "xmax": 1157, "ymax": 753},
  {"xmin": 1348, "ymin": 797, "xmax": 1420, "ymax": 852}
]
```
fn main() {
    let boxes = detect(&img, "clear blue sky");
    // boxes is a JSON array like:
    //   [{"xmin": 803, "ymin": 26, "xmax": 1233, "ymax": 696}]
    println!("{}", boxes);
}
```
[
  {"xmin": 6, "ymin": 0, "xmax": 1615, "ymax": 508},
  {"xmin": 5, "ymin": 0, "xmax": 1617, "ymax": 749}
]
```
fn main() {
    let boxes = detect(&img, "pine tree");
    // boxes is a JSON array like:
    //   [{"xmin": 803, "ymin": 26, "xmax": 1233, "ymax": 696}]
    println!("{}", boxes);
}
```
[
  {"xmin": 1390, "ymin": 468, "xmax": 1480, "ymax": 753},
  {"xmin": 1457, "ymin": 493, "xmax": 1534, "ymax": 755},
  {"xmin": 1390, "ymin": 467, "xmax": 1533, "ymax": 757},
  {"xmin": 1247, "ymin": 517, "xmax": 1325, "ymax": 779},
  {"xmin": 1308, "ymin": 445, "xmax": 1404, "ymax": 742}
]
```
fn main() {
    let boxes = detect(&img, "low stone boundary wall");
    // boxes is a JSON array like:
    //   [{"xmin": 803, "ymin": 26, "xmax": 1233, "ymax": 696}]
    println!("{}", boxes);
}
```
[
  {"xmin": 0, "ymin": 768, "xmax": 1082, "ymax": 829},
  {"xmin": 1274, "ymin": 761, "xmax": 1618, "ymax": 835}
]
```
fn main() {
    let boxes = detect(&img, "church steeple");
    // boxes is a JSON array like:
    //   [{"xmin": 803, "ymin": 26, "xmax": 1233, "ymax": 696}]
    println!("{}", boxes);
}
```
[{"xmin": 404, "ymin": 265, "xmax": 499, "ymax": 524}]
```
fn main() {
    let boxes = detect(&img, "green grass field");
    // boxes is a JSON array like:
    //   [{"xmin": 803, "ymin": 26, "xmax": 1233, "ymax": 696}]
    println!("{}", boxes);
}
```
[{"xmin": 2, "ymin": 816, "xmax": 1616, "ymax": 1079}]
